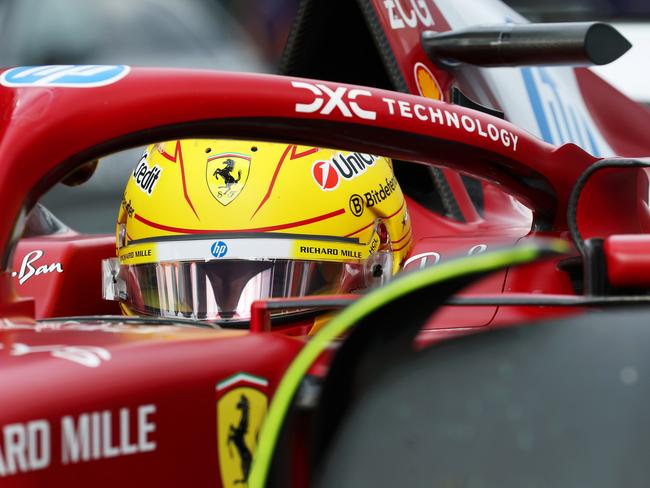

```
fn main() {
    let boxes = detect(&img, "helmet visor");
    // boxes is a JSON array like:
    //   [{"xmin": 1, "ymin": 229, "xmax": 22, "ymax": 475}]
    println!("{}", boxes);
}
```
[{"xmin": 111, "ymin": 259, "xmax": 365, "ymax": 322}]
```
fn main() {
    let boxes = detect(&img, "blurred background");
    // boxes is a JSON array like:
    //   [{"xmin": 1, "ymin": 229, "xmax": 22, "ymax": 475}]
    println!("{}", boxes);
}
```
[
  {"xmin": 29, "ymin": 0, "xmax": 299, "ymax": 232},
  {"xmin": 16, "ymin": 0, "xmax": 646, "ymax": 233}
]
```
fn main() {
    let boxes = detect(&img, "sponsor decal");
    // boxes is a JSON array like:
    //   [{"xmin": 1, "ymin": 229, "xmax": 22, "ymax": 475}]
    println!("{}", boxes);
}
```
[
  {"xmin": 298, "ymin": 246, "xmax": 363, "ymax": 260},
  {"xmin": 349, "ymin": 194, "xmax": 364, "ymax": 217},
  {"xmin": 0, "ymin": 342, "xmax": 110, "ymax": 367},
  {"xmin": 0, "ymin": 65, "xmax": 130, "ymax": 88},
  {"xmin": 414, "ymin": 62, "xmax": 442, "ymax": 100},
  {"xmin": 0, "ymin": 322, "xmax": 171, "ymax": 333},
  {"xmin": 468, "ymin": 244, "xmax": 488, "ymax": 256},
  {"xmin": 292, "ymin": 82, "xmax": 520, "ymax": 151},
  {"xmin": 120, "ymin": 196, "xmax": 135, "ymax": 219},
  {"xmin": 0, "ymin": 321, "xmax": 246, "ymax": 337},
  {"xmin": 299, "ymin": 246, "xmax": 339, "ymax": 256},
  {"xmin": 132, "ymin": 152, "xmax": 162, "ymax": 195},
  {"xmin": 311, "ymin": 152, "xmax": 378, "ymax": 190},
  {"xmin": 403, "ymin": 251, "xmax": 441, "ymax": 270},
  {"xmin": 522, "ymin": 66, "xmax": 600, "ymax": 156},
  {"xmin": 369, "ymin": 234, "xmax": 380, "ymax": 255},
  {"xmin": 0, "ymin": 404, "xmax": 156, "ymax": 477},
  {"xmin": 11, "ymin": 250, "xmax": 63, "ymax": 285},
  {"xmin": 207, "ymin": 152, "xmax": 251, "ymax": 205},
  {"xmin": 364, "ymin": 176, "xmax": 398, "ymax": 207},
  {"xmin": 381, "ymin": 97, "xmax": 519, "ymax": 151},
  {"xmin": 292, "ymin": 81, "xmax": 376, "ymax": 120},
  {"xmin": 61, "ymin": 405, "xmax": 156, "ymax": 464},
  {"xmin": 216, "ymin": 373, "xmax": 269, "ymax": 488},
  {"xmin": 403, "ymin": 245, "xmax": 489, "ymax": 270},
  {"xmin": 383, "ymin": 0, "xmax": 435, "ymax": 30},
  {"xmin": 312, "ymin": 160, "xmax": 340, "ymax": 191},
  {"xmin": 211, "ymin": 241, "xmax": 228, "ymax": 258},
  {"xmin": 118, "ymin": 247, "xmax": 153, "ymax": 264}
]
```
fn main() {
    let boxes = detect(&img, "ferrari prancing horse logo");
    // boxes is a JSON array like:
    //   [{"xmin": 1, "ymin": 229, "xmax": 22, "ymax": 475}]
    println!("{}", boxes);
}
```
[
  {"xmin": 207, "ymin": 152, "xmax": 251, "ymax": 205},
  {"xmin": 216, "ymin": 373, "xmax": 268, "ymax": 487}
]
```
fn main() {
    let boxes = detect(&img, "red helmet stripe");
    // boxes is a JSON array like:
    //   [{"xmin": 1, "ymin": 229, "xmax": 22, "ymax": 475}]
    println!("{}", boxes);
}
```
[
  {"xmin": 344, "ymin": 200, "xmax": 407, "ymax": 237},
  {"xmin": 392, "ymin": 227, "xmax": 411, "ymax": 245},
  {"xmin": 392, "ymin": 235, "xmax": 412, "ymax": 253},
  {"xmin": 134, "ymin": 208, "xmax": 345, "ymax": 234},
  {"xmin": 251, "ymin": 145, "xmax": 320, "ymax": 219},
  {"xmin": 344, "ymin": 220, "xmax": 374, "ymax": 238},
  {"xmin": 159, "ymin": 141, "xmax": 200, "ymax": 220}
]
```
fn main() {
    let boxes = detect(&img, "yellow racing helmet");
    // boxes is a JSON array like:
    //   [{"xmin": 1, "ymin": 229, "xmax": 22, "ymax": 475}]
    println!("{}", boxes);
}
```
[{"xmin": 102, "ymin": 139, "xmax": 411, "ymax": 324}]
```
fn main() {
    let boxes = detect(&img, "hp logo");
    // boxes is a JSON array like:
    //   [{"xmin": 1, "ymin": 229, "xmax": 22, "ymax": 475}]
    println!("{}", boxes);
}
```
[
  {"xmin": 0, "ymin": 65, "xmax": 130, "ymax": 88},
  {"xmin": 210, "ymin": 241, "xmax": 228, "ymax": 258}
]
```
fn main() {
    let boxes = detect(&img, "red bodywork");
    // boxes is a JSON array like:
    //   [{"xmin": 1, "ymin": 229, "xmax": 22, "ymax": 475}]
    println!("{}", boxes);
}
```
[{"xmin": 1, "ymin": 0, "xmax": 650, "ymax": 485}]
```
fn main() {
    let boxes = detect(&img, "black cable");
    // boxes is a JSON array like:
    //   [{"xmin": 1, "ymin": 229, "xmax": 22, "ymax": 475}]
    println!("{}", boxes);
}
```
[{"xmin": 567, "ymin": 158, "xmax": 650, "ymax": 256}]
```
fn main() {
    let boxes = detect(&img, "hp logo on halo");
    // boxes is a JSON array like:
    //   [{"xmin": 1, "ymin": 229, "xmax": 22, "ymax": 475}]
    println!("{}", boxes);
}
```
[
  {"xmin": 0, "ymin": 65, "xmax": 131, "ymax": 88},
  {"xmin": 210, "ymin": 241, "xmax": 228, "ymax": 258}
]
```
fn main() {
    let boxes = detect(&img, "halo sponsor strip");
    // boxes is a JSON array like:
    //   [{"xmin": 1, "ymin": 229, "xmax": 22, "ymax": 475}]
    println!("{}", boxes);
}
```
[
  {"xmin": 292, "ymin": 81, "xmax": 519, "ymax": 151},
  {"xmin": 380, "ymin": 97, "xmax": 519, "ymax": 150}
]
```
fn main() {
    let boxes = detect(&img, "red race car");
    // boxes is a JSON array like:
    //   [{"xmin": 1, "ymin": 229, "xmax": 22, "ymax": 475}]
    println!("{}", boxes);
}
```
[{"xmin": 1, "ymin": 0, "xmax": 650, "ymax": 486}]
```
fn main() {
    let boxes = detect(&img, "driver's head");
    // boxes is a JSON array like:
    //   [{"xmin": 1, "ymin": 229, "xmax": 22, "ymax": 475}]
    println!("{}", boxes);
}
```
[{"xmin": 104, "ymin": 139, "xmax": 411, "ymax": 324}]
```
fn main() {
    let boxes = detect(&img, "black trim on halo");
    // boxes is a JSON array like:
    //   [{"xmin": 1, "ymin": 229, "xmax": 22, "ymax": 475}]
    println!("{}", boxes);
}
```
[{"xmin": 568, "ymin": 157, "xmax": 650, "ymax": 256}]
